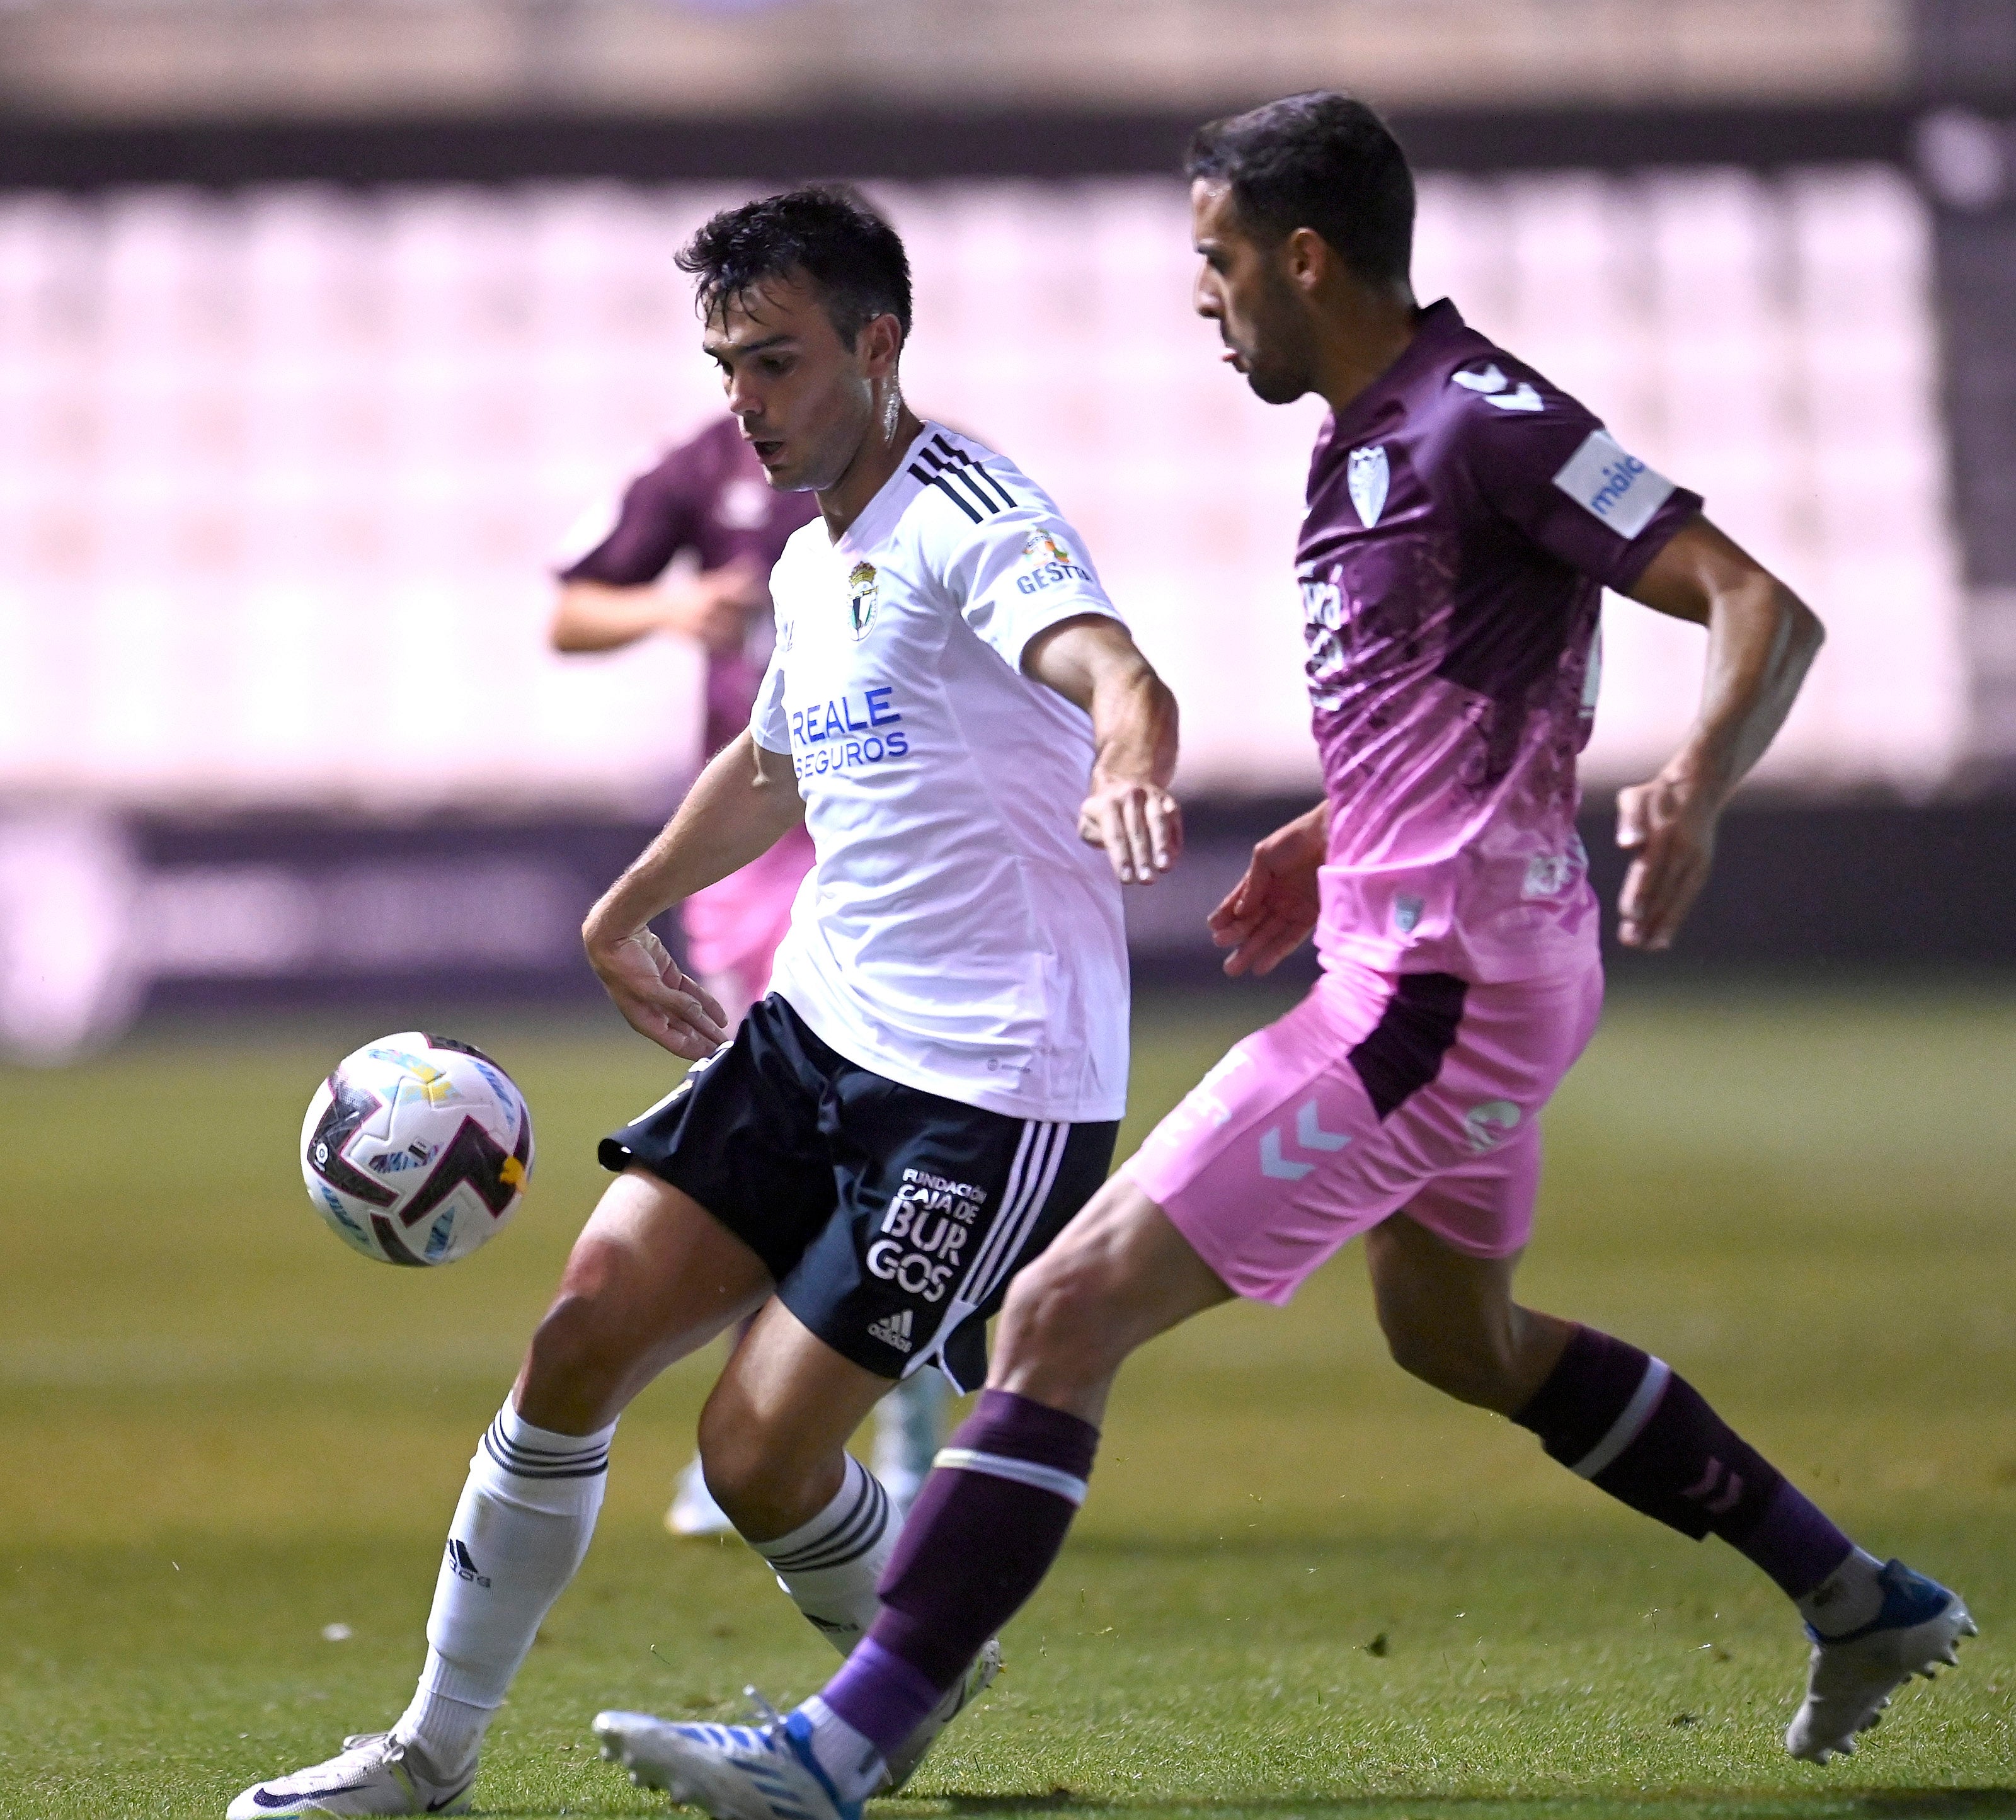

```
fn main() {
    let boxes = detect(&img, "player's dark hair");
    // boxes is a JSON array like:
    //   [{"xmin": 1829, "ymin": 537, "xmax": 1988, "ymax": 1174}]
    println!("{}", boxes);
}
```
[
  {"xmin": 677, "ymin": 185, "xmax": 913, "ymax": 349},
  {"xmin": 1186, "ymin": 92, "xmax": 1415, "ymax": 286}
]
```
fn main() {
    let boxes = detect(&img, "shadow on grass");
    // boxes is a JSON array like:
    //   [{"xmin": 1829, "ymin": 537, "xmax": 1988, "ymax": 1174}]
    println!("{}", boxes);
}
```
[{"xmin": 920, "ymin": 1790, "xmax": 2016, "ymax": 1819}]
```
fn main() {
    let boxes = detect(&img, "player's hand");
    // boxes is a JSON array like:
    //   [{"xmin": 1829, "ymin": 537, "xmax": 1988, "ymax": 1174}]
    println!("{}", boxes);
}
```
[
  {"xmin": 1078, "ymin": 777, "xmax": 1183, "ymax": 885},
  {"xmin": 1208, "ymin": 811, "xmax": 1324, "ymax": 976},
  {"xmin": 584, "ymin": 923, "xmax": 731, "ymax": 1060},
  {"xmin": 1615, "ymin": 771, "xmax": 1719, "ymax": 951},
  {"xmin": 662, "ymin": 558, "xmax": 770, "ymax": 655}
]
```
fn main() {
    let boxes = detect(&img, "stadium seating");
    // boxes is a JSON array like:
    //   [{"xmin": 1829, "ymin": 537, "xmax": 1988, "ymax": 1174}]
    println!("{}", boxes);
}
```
[{"xmin": 0, "ymin": 169, "xmax": 1965, "ymax": 810}]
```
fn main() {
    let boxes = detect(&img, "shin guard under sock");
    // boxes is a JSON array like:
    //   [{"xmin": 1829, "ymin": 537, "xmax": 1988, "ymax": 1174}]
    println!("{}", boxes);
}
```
[
  {"xmin": 820, "ymin": 1389, "xmax": 1098, "ymax": 1760},
  {"xmin": 1513, "ymin": 1325, "xmax": 1853, "ymax": 1599}
]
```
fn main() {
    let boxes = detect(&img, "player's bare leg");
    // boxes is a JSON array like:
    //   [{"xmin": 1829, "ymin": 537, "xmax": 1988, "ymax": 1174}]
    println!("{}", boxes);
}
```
[
  {"xmin": 1364, "ymin": 1210, "xmax": 1974, "ymax": 1764},
  {"xmin": 660, "ymin": 967, "xmax": 949, "ymax": 1542},
  {"xmin": 592, "ymin": 1181, "xmax": 1234, "ymax": 1819},
  {"xmin": 988, "ymin": 1177, "xmax": 1236, "ymax": 1420},
  {"xmin": 699, "ymin": 1298, "xmax": 893, "ymax": 1575},
  {"xmin": 600, "ymin": 1305, "xmax": 994, "ymax": 1802},
  {"xmin": 513, "ymin": 1167, "xmax": 773, "ymax": 1431},
  {"xmin": 229, "ymin": 1170, "xmax": 774, "ymax": 1817}
]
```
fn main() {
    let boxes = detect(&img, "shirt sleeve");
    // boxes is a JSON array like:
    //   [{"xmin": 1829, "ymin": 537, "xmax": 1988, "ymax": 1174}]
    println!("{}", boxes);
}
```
[
  {"xmin": 1458, "ymin": 364, "xmax": 1702, "ymax": 592},
  {"xmin": 748, "ymin": 639, "xmax": 791, "ymax": 755},
  {"xmin": 935, "ymin": 490, "xmax": 1125, "ymax": 673},
  {"xmin": 552, "ymin": 449, "xmax": 703, "ymax": 587}
]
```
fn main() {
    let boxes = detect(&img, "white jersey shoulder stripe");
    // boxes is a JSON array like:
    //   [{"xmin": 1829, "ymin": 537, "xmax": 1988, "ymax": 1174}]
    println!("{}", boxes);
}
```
[{"xmin": 907, "ymin": 432, "xmax": 1017, "ymax": 522}]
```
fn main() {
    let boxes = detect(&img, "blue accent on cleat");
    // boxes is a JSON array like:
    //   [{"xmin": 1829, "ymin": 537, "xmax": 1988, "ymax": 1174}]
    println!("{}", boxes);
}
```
[
  {"xmin": 1804, "ymin": 1559, "xmax": 1957, "ymax": 1647},
  {"xmin": 1787, "ymin": 1559, "xmax": 1975, "ymax": 1763},
  {"xmin": 592, "ymin": 1703, "xmax": 862, "ymax": 1820},
  {"xmin": 782, "ymin": 1712, "xmax": 859, "ymax": 1820}
]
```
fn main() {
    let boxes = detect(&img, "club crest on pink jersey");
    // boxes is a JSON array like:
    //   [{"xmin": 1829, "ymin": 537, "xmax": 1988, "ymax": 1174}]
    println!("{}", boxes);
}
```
[{"xmin": 1347, "ymin": 444, "xmax": 1389, "ymax": 528}]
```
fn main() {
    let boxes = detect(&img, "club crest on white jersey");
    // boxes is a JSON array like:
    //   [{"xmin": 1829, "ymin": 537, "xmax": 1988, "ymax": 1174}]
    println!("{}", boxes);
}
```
[
  {"xmin": 1347, "ymin": 445, "xmax": 1390, "ymax": 528},
  {"xmin": 847, "ymin": 561, "xmax": 879, "ymax": 640}
]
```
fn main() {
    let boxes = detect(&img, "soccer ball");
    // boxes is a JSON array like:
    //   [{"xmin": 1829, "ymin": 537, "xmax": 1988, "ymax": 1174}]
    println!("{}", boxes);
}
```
[{"xmin": 300, "ymin": 1031, "xmax": 534, "ymax": 1266}]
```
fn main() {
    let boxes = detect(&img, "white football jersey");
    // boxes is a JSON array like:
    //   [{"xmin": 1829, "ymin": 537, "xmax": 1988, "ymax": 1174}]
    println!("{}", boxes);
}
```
[{"xmin": 751, "ymin": 422, "xmax": 1129, "ymax": 1122}]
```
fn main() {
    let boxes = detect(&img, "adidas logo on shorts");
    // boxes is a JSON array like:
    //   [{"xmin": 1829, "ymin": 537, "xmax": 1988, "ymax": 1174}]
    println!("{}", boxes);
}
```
[{"xmin": 867, "ymin": 1309, "xmax": 915, "ymax": 1352}]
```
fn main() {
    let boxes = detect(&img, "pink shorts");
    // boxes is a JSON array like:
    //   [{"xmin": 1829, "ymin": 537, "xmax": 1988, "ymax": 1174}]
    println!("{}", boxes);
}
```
[
  {"xmin": 680, "ymin": 824, "xmax": 815, "ymax": 1018},
  {"xmin": 1123, "ymin": 957, "xmax": 1603, "ymax": 1304}
]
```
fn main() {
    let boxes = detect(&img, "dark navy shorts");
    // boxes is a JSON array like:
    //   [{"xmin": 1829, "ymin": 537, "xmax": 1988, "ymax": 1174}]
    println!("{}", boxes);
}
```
[{"xmin": 599, "ymin": 994, "xmax": 1118, "ymax": 1392}]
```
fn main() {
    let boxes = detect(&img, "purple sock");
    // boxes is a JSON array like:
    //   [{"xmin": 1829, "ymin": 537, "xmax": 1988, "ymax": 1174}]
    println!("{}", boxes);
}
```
[
  {"xmin": 817, "ymin": 1638, "xmax": 943, "ymax": 1761},
  {"xmin": 1513, "ymin": 1325, "xmax": 1853, "ymax": 1599},
  {"xmin": 820, "ymin": 1388, "xmax": 1099, "ymax": 1759}
]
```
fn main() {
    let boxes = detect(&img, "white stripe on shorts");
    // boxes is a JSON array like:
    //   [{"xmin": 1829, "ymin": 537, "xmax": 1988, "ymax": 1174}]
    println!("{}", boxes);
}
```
[
  {"xmin": 948, "ymin": 1119, "xmax": 1057, "ymax": 1312},
  {"xmin": 965, "ymin": 1123, "xmax": 1068, "ymax": 1313}
]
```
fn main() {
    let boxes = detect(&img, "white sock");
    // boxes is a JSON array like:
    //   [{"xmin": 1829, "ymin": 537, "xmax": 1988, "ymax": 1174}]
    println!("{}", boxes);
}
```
[
  {"xmin": 796, "ymin": 1695, "xmax": 886, "ymax": 1802},
  {"xmin": 753, "ymin": 1454, "xmax": 899, "ymax": 1654},
  {"xmin": 1797, "ymin": 1546, "xmax": 1887, "ymax": 1637},
  {"xmin": 392, "ymin": 1400, "xmax": 615, "ymax": 1779}
]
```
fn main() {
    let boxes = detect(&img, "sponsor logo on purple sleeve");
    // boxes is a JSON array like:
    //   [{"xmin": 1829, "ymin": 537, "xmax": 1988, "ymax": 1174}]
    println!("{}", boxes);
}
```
[{"xmin": 1551, "ymin": 430, "xmax": 1677, "ymax": 539}]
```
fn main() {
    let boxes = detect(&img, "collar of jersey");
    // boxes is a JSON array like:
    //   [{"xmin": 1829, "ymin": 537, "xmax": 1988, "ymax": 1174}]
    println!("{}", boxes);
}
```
[
  {"xmin": 1320, "ymin": 297, "xmax": 1470, "ymax": 454},
  {"xmin": 832, "ymin": 421, "xmax": 947, "ymax": 556}
]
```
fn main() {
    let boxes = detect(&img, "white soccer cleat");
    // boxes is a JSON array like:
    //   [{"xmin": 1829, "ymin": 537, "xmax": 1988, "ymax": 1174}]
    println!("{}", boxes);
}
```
[
  {"xmin": 1786, "ymin": 1559, "xmax": 1976, "ymax": 1763},
  {"xmin": 226, "ymin": 1732, "xmax": 473, "ymax": 1817},
  {"xmin": 593, "ymin": 1697, "xmax": 861, "ymax": 1820},
  {"xmin": 667, "ymin": 1455, "xmax": 738, "ymax": 1539},
  {"xmin": 881, "ymin": 1637, "xmax": 1001, "ymax": 1792}
]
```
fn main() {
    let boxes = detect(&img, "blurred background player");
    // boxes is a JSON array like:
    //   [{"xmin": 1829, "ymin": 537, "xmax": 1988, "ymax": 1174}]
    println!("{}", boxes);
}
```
[{"xmin": 551, "ymin": 416, "xmax": 946, "ymax": 1534}]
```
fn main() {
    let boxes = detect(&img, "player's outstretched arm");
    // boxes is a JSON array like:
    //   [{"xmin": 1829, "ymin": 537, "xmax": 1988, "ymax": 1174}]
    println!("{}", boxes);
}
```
[
  {"xmin": 1618, "ymin": 516, "xmax": 1824, "ymax": 951},
  {"xmin": 1024, "ymin": 615, "xmax": 1183, "ymax": 886},
  {"xmin": 1206, "ymin": 799, "xmax": 1328, "ymax": 976},
  {"xmin": 549, "ymin": 561, "xmax": 769, "ymax": 656},
  {"xmin": 581, "ymin": 731, "xmax": 806, "ymax": 1057}
]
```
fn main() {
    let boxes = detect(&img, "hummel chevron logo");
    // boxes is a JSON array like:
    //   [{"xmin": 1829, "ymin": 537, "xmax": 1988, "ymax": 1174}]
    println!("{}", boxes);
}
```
[
  {"xmin": 1260, "ymin": 1099, "xmax": 1352, "ymax": 1179},
  {"xmin": 1450, "ymin": 361, "xmax": 1543, "ymax": 411},
  {"xmin": 1681, "ymin": 1457, "xmax": 1746, "ymax": 1517},
  {"xmin": 868, "ymin": 1309, "xmax": 914, "ymax": 1352}
]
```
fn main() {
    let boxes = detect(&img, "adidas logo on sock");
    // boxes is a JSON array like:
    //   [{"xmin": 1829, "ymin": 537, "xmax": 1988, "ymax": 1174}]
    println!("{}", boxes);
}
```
[
  {"xmin": 445, "ymin": 1538, "xmax": 491, "ymax": 1588},
  {"xmin": 867, "ymin": 1309, "xmax": 914, "ymax": 1352}
]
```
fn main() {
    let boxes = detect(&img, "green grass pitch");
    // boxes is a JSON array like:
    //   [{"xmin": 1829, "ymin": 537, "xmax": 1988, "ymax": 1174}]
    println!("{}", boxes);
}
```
[{"xmin": 1, "ymin": 982, "xmax": 2012, "ymax": 1820}]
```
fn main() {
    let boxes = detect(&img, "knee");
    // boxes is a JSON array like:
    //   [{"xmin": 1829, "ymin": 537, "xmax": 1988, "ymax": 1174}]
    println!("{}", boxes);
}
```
[
  {"xmin": 694, "ymin": 1390, "xmax": 830, "ymax": 1538},
  {"xmin": 1378, "ymin": 1308, "xmax": 1521, "ymax": 1411},
  {"xmin": 994, "ymin": 1249, "xmax": 1126, "ymax": 1388},
  {"xmin": 518, "ymin": 1283, "xmax": 638, "ymax": 1428}
]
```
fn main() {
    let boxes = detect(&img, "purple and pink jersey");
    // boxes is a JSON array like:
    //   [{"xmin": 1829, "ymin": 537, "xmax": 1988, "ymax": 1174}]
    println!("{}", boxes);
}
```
[
  {"xmin": 1301, "ymin": 299, "xmax": 1700, "ymax": 984},
  {"xmin": 1126, "ymin": 301, "xmax": 1702, "ymax": 1297},
  {"xmin": 556, "ymin": 417, "xmax": 819, "ymax": 1004}
]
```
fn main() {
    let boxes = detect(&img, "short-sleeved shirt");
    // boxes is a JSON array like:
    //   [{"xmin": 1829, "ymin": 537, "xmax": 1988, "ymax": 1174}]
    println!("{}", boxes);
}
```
[
  {"xmin": 1300, "ymin": 299, "xmax": 1702, "ymax": 983},
  {"xmin": 554, "ymin": 416, "xmax": 820, "ymax": 757},
  {"xmin": 752, "ymin": 422, "xmax": 1130, "ymax": 1123}
]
